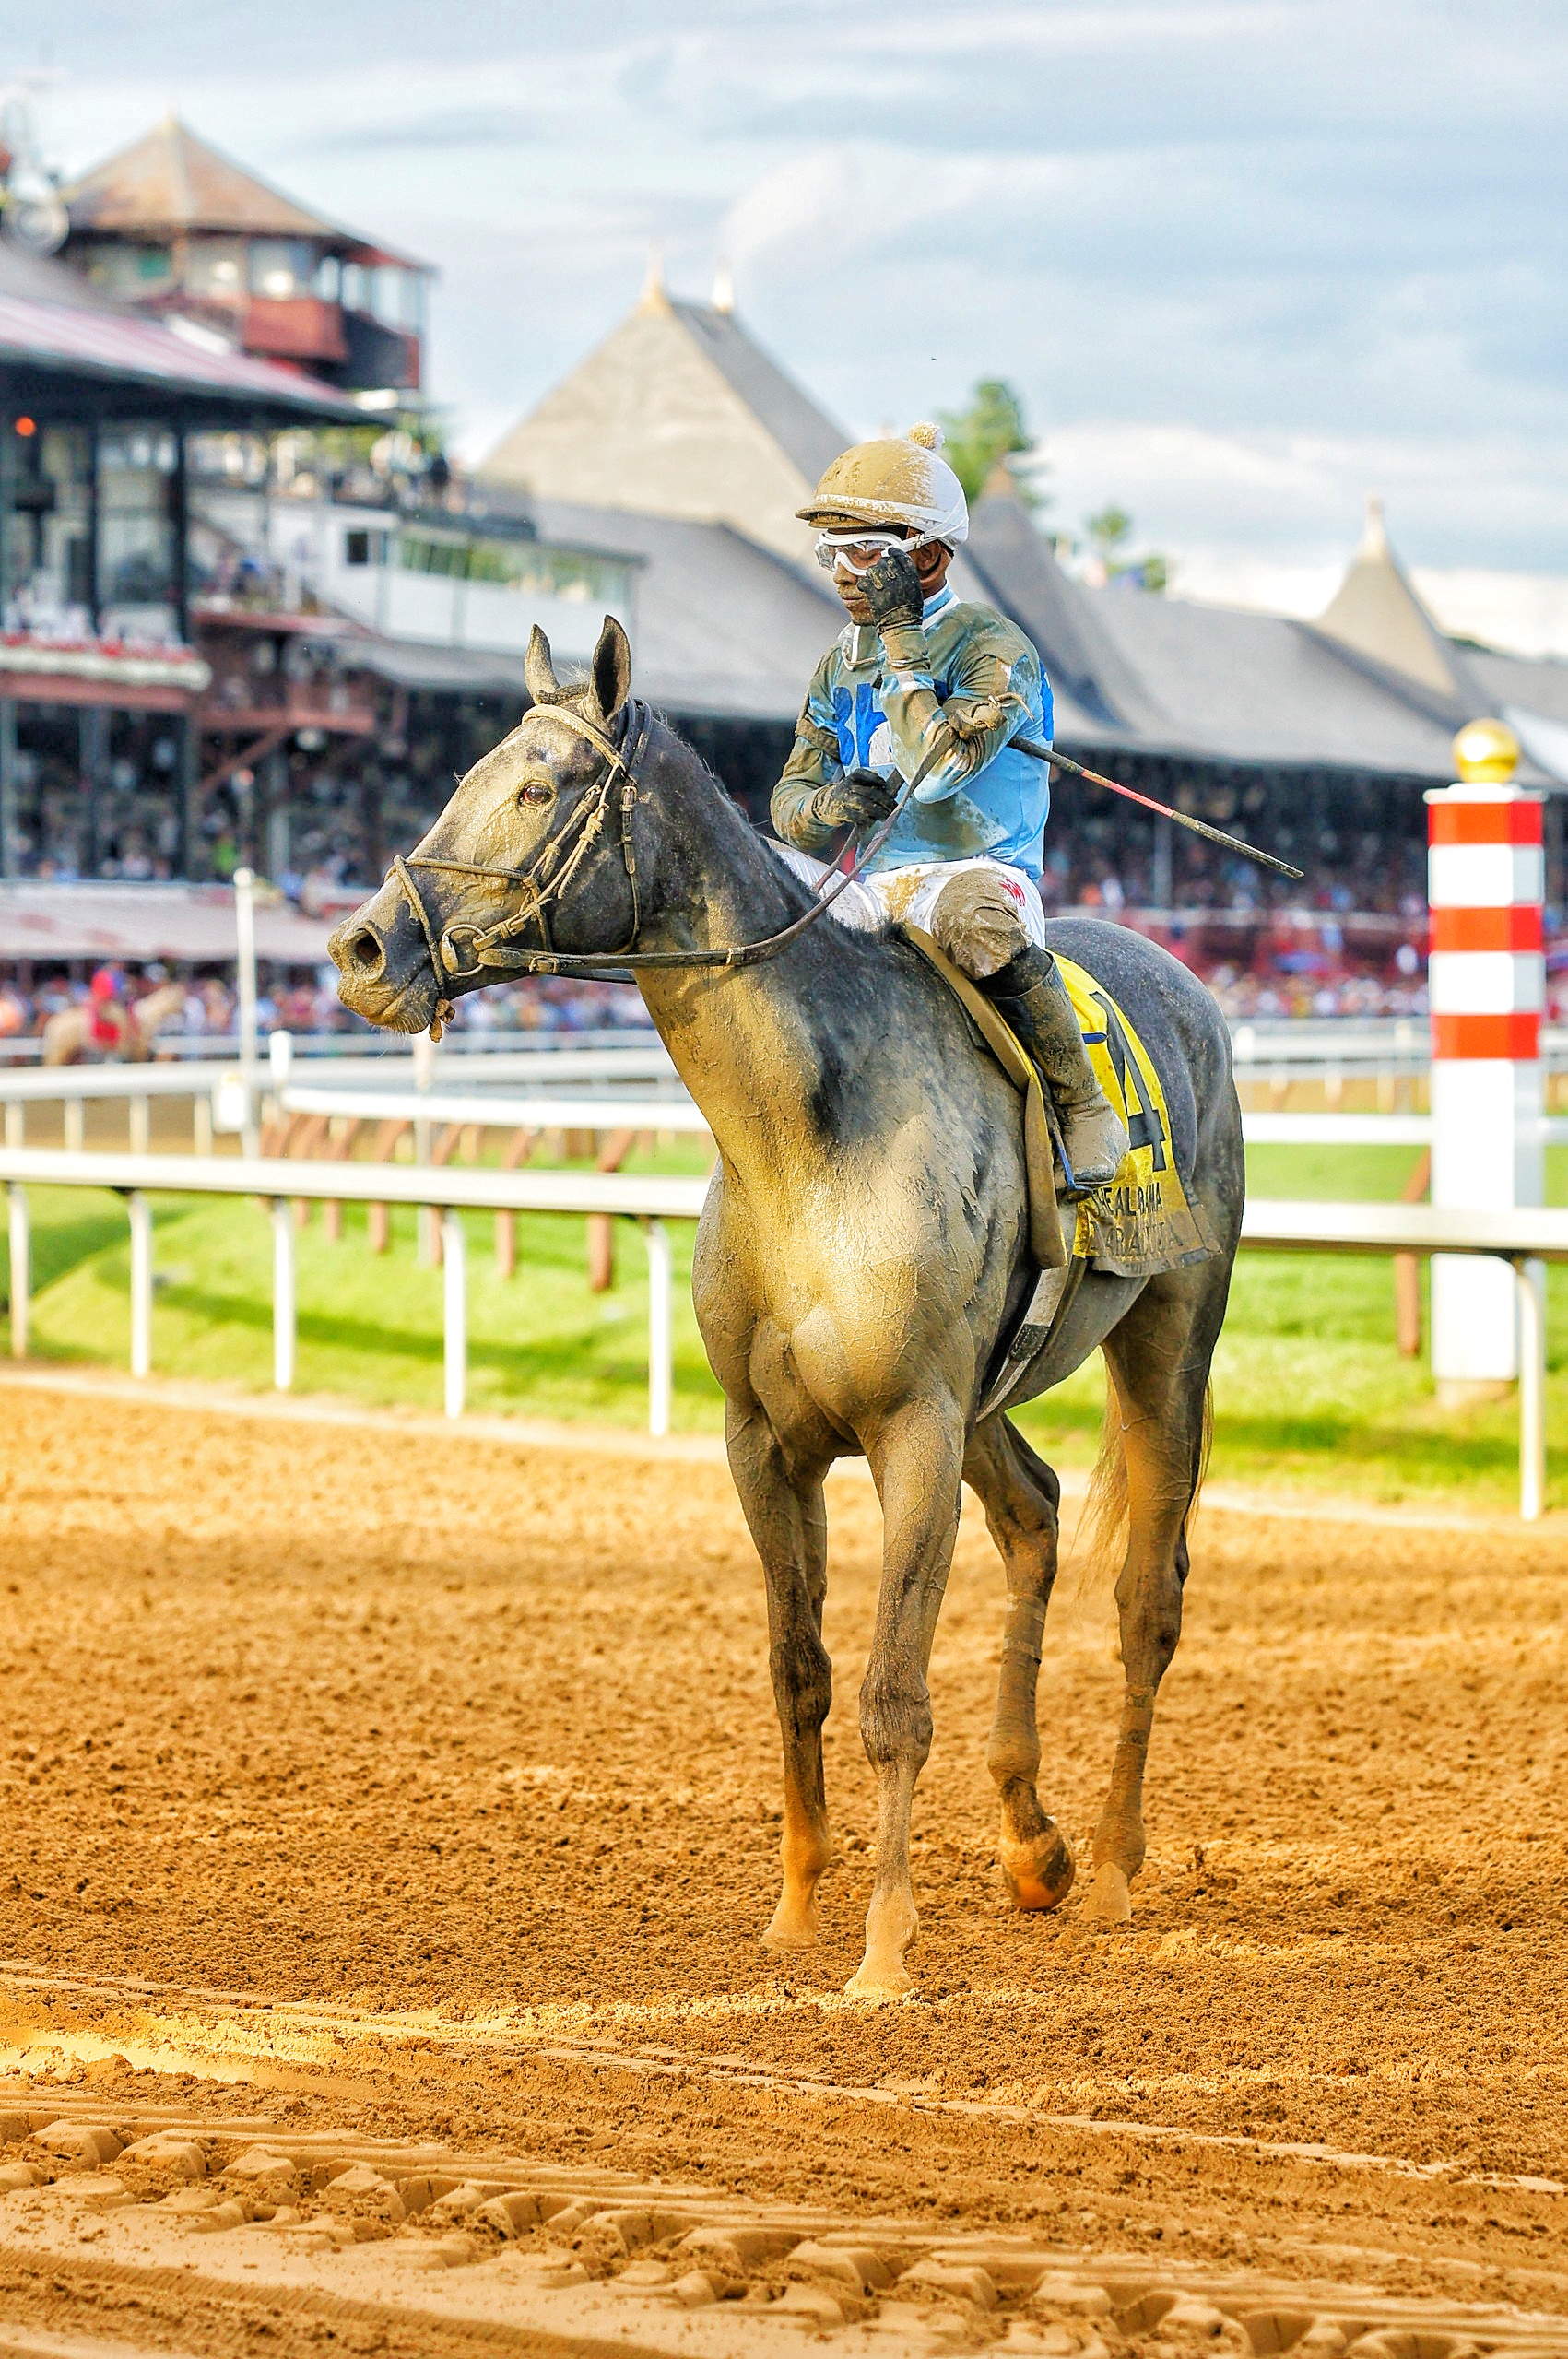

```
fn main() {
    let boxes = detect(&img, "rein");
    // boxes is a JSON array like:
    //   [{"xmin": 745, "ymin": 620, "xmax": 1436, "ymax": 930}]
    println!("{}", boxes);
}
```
[{"xmin": 392, "ymin": 695, "xmax": 946, "ymax": 1032}]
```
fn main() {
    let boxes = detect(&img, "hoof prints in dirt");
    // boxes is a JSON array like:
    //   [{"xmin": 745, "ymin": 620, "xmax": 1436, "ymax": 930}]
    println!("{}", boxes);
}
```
[{"xmin": 2, "ymin": 2099, "xmax": 1565, "ymax": 2356}]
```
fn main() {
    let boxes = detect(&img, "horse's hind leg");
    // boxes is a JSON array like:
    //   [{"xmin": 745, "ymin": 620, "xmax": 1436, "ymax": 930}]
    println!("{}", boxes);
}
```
[
  {"xmin": 1088, "ymin": 1275, "xmax": 1216, "ymax": 1928},
  {"xmin": 963, "ymin": 1415, "xmax": 1075, "ymax": 1912},
  {"xmin": 725, "ymin": 1403, "xmax": 833, "ymax": 1952}
]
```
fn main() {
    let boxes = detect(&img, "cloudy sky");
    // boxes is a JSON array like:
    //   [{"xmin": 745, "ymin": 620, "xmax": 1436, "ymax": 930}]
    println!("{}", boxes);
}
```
[{"xmin": 14, "ymin": 0, "xmax": 1568, "ymax": 583}]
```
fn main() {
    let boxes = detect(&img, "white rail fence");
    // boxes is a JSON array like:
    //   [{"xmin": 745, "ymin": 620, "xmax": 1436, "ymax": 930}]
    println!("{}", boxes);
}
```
[
  {"xmin": 3, "ymin": 1146, "xmax": 1565, "ymax": 1515},
  {"xmin": 0, "ymin": 1030, "xmax": 668, "ymax": 1066},
  {"xmin": 5, "ymin": 1047, "xmax": 1567, "ymax": 1160},
  {"xmin": 1, "ymin": 1148, "xmax": 704, "ymax": 1438}
]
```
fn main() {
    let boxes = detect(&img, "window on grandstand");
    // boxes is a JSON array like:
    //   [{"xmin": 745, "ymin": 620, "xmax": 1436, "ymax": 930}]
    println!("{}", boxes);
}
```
[
  {"xmin": 248, "ymin": 242, "xmax": 318, "ymax": 301},
  {"xmin": 396, "ymin": 532, "xmax": 630, "ymax": 607},
  {"xmin": 98, "ymin": 427, "xmax": 180, "ymax": 641}
]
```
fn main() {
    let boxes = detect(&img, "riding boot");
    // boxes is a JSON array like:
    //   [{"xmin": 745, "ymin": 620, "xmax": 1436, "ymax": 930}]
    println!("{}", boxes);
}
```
[{"xmin": 980, "ymin": 945, "xmax": 1128, "ymax": 1197}]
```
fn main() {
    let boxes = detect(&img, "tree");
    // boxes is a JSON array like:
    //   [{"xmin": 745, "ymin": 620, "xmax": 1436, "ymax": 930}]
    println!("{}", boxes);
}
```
[
  {"xmin": 1083, "ymin": 504, "xmax": 1166, "ymax": 594},
  {"xmin": 1084, "ymin": 506, "xmax": 1131, "ymax": 562},
  {"xmin": 937, "ymin": 379, "xmax": 1044, "ymax": 509}
]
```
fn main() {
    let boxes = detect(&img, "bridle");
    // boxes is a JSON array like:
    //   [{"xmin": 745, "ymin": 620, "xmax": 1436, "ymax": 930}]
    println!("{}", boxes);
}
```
[
  {"xmin": 390, "ymin": 693, "xmax": 946, "ymax": 1034},
  {"xmin": 392, "ymin": 699, "xmax": 654, "ymax": 1020}
]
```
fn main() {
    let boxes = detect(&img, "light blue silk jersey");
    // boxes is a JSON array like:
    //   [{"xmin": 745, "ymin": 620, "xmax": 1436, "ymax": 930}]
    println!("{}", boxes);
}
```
[{"xmin": 773, "ymin": 584, "xmax": 1055, "ymax": 878}]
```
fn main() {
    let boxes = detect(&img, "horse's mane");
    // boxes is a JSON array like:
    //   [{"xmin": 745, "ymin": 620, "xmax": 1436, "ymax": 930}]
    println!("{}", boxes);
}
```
[
  {"xmin": 513, "ymin": 681, "xmax": 868, "ymax": 941},
  {"xmin": 638, "ymin": 702, "xmax": 829, "ymax": 929}
]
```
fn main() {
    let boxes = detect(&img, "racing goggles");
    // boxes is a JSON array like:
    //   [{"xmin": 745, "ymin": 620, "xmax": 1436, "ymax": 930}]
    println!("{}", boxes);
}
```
[{"xmin": 813, "ymin": 527, "xmax": 921, "ymax": 575}]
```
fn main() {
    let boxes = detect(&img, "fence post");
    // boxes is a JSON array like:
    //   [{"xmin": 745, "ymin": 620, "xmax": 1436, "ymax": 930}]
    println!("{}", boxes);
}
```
[
  {"xmin": 7, "ymin": 1181, "xmax": 28, "ymax": 1358},
  {"xmin": 442, "ymin": 1209, "xmax": 466, "ymax": 1418},
  {"xmin": 414, "ymin": 1030, "xmax": 436, "ymax": 1266},
  {"xmin": 129, "ymin": 1094, "xmax": 150, "ymax": 1154},
  {"xmin": 65, "ymin": 1098, "xmax": 84, "ymax": 1154},
  {"xmin": 193, "ymin": 1091, "xmax": 213, "ymax": 1155},
  {"xmin": 1516, "ymin": 1256, "xmax": 1546, "ymax": 1522},
  {"xmin": 645, "ymin": 1217, "xmax": 672, "ymax": 1438},
  {"xmin": 127, "ymin": 1190, "xmax": 152, "ymax": 1378},
  {"xmin": 271, "ymin": 1197, "xmax": 296, "ymax": 1390},
  {"xmin": 4, "ymin": 1102, "xmax": 22, "ymax": 1149},
  {"xmin": 235, "ymin": 867, "xmax": 261, "ymax": 1158}
]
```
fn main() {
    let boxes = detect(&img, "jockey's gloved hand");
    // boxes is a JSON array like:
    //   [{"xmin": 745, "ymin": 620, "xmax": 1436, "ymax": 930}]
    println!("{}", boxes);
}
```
[
  {"xmin": 860, "ymin": 546, "xmax": 925, "ymax": 634},
  {"xmin": 810, "ymin": 769, "xmax": 901, "ymax": 831}
]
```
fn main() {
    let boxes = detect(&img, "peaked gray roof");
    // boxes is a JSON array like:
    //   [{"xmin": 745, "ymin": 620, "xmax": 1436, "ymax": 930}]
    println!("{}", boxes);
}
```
[
  {"xmin": 667, "ymin": 300, "xmax": 846, "ymax": 489},
  {"xmin": 963, "ymin": 490, "xmax": 1154, "ymax": 735},
  {"xmin": 1079, "ymin": 587, "xmax": 1479, "ymax": 776}
]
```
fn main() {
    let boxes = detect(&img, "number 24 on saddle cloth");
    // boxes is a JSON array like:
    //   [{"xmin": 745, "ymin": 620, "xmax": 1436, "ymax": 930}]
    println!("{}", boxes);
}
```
[{"xmin": 905, "ymin": 929, "xmax": 1218, "ymax": 1281}]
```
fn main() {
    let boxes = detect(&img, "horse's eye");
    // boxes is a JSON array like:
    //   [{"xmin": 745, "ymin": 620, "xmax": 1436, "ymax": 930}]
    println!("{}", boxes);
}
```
[{"xmin": 518, "ymin": 781, "xmax": 552, "ymax": 807}]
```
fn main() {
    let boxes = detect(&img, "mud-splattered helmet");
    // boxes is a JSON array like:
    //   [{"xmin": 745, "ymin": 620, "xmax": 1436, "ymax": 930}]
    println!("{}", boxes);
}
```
[{"xmin": 796, "ymin": 422, "xmax": 970, "ymax": 551}]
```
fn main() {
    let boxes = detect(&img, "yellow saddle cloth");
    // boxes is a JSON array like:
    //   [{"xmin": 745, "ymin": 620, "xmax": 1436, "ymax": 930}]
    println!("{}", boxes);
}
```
[
  {"xmin": 1054, "ymin": 952, "xmax": 1218, "ymax": 1277},
  {"xmin": 906, "ymin": 929, "xmax": 1217, "ymax": 1280}
]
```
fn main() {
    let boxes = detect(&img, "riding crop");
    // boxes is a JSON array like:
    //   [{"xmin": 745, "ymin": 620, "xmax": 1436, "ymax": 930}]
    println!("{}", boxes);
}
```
[{"xmin": 1013, "ymin": 738, "xmax": 1303, "ymax": 882}]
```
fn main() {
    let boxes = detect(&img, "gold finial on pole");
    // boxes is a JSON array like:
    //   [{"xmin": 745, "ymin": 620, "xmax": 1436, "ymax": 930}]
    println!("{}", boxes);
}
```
[
  {"xmin": 636, "ymin": 240, "xmax": 672, "ymax": 316},
  {"xmin": 1452, "ymin": 718, "xmax": 1521, "ymax": 784}
]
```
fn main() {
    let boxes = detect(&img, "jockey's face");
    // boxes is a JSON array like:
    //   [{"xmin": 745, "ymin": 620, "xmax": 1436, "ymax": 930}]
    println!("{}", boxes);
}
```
[{"xmin": 821, "ymin": 525, "xmax": 953, "ymax": 625}]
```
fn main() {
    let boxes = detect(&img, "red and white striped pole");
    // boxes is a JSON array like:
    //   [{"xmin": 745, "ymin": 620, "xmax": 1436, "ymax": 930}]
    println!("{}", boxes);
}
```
[{"xmin": 1426, "ymin": 720, "xmax": 1544, "ymax": 1400}]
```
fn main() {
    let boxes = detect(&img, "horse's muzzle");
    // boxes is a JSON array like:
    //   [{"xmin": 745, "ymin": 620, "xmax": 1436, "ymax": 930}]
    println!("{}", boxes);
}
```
[
  {"xmin": 331, "ymin": 915, "xmax": 386, "ymax": 985},
  {"xmin": 328, "ymin": 888, "xmax": 441, "ymax": 1032}
]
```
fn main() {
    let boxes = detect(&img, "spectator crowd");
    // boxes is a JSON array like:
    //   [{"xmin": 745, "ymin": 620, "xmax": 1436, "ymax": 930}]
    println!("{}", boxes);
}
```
[{"xmin": 0, "ymin": 967, "xmax": 653, "ymax": 1049}]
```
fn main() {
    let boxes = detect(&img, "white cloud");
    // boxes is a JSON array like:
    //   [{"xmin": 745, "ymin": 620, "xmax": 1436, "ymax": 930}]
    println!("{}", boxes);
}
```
[{"xmin": 25, "ymin": 0, "xmax": 1568, "ymax": 574}]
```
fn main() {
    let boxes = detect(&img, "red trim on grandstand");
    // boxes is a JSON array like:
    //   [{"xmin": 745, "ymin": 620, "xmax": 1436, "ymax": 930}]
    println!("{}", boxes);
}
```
[
  {"xmin": 0, "ymin": 292, "xmax": 356, "ymax": 415},
  {"xmin": 1427, "ymin": 801, "xmax": 1542, "ymax": 847},
  {"xmin": 1432, "ymin": 1012, "xmax": 1540, "ymax": 1060},
  {"xmin": 1430, "ymin": 906, "xmax": 1543, "ymax": 953}
]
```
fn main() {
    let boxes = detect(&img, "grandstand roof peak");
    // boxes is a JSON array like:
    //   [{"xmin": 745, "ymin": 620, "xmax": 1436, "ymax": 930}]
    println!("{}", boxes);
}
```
[
  {"xmin": 63, "ymin": 113, "xmax": 425, "ymax": 268},
  {"xmin": 636, "ymin": 241, "xmax": 673, "ymax": 318},
  {"xmin": 1315, "ymin": 494, "xmax": 1465, "ymax": 702},
  {"xmin": 480, "ymin": 276, "xmax": 846, "ymax": 560},
  {"xmin": 1358, "ymin": 491, "xmax": 1389, "ymax": 557}
]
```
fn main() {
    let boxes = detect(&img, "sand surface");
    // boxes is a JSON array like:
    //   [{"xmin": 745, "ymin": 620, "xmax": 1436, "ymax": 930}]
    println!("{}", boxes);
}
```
[{"xmin": 0, "ymin": 1375, "xmax": 1564, "ymax": 2351}]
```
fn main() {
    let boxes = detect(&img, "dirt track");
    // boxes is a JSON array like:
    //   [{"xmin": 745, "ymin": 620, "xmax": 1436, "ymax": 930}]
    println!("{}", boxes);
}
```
[{"xmin": 0, "ymin": 1373, "xmax": 1565, "ymax": 2348}]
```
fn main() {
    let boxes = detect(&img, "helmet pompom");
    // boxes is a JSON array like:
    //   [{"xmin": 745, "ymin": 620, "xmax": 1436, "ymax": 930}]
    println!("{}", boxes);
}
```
[{"xmin": 906, "ymin": 420, "xmax": 944, "ymax": 450}]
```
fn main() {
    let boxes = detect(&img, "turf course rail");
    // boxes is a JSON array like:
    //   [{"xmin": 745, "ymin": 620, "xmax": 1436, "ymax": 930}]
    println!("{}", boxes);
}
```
[
  {"xmin": 2, "ymin": 1146, "xmax": 1562, "ymax": 1513},
  {"xmin": 0, "ymin": 1146, "xmax": 705, "ymax": 1438}
]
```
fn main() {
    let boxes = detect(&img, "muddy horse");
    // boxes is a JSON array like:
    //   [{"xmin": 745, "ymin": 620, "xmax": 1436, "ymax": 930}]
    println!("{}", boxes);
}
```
[{"xmin": 331, "ymin": 619, "xmax": 1244, "ymax": 1997}]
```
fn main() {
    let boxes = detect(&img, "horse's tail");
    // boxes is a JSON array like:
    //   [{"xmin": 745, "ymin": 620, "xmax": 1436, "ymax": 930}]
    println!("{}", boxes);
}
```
[
  {"xmin": 1076, "ymin": 1381, "xmax": 1128, "ymax": 1588},
  {"xmin": 1193, "ymin": 1377, "xmax": 1214, "ymax": 1527},
  {"xmin": 1073, "ymin": 1372, "xmax": 1213, "ymax": 1590}
]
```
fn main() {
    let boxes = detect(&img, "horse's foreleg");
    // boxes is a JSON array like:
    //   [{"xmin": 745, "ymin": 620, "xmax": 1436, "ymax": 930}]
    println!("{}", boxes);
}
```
[
  {"xmin": 850, "ymin": 1398, "xmax": 963, "ymax": 1997},
  {"xmin": 963, "ymin": 1415, "xmax": 1074, "ymax": 1912},
  {"xmin": 725, "ymin": 1404, "xmax": 832, "ymax": 1952},
  {"xmin": 1089, "ymin": 1288, "xmax": 1214, "ymax": 1928}
]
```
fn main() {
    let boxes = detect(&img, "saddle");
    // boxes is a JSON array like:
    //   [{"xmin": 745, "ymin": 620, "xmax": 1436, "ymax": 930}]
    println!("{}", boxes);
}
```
[{"xmin": 904, "ymin": 927, "xmax": 1218, "ymax": 1421}]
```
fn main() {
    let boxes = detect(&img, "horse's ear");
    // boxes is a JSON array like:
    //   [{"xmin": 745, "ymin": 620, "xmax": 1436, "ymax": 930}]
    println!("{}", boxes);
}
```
[
  {"xmin": 588, "ymin": 614, "xmax": 631, "ymax": 724},
  {"xmin": 524, "ymin": 624, "xmax": 560, "ymax": 705}
]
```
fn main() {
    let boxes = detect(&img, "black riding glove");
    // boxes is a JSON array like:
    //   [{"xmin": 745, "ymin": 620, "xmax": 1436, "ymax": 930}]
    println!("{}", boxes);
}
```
[
  {"xmin": 860, "ymin": 546, "xmax": 925, "ymax": 634},
  {"xmin": 809, "ymin": 768, "xmax": 901, "ymax": 831}
]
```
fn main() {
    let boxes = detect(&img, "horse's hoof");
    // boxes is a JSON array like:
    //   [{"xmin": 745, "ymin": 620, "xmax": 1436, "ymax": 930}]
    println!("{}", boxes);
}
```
[
  {"xmin": 845, "ymin": 1958, "xmax": 914, "ymax": 1999},
  {"xmin": 1000, "ymin": 1821, "xmax": 1076, "ymax": 1913},
  {"xmin": 760, "ymin": 1907, "xmax": 818, "ymax": 1953},
  {"xmin": 1085, "ymin": 1862, "xmax": 1133, "ymax": 1928}
]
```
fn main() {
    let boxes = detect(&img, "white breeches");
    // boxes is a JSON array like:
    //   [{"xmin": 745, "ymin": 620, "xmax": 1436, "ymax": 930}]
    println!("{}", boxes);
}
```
[{"xmin": 770, "ymin": 847, "xmax": 1047, "ymax": 974}]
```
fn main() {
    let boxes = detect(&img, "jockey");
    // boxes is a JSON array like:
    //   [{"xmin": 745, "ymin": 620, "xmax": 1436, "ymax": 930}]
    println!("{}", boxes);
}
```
[
  {"xmin": 772, "ymin": 422, "xmax": 1127, "ymax": 1194},
  {"xmin": 88, "ymin": 964, "xmax": 124, "ymax": 1053}
]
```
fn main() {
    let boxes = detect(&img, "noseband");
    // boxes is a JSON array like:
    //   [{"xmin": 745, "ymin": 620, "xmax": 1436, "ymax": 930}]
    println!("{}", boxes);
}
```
[{"xmin": 390, "ymin": 694, "xmax": 945, "ymax": 1035}]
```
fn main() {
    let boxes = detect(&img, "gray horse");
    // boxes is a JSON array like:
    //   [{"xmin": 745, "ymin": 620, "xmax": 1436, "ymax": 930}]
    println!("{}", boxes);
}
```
[{"xmin": 330, "ymin": 619, "xmax": 1244, "ymax": 1997}]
